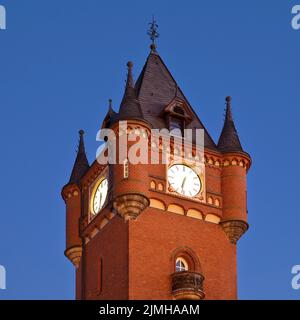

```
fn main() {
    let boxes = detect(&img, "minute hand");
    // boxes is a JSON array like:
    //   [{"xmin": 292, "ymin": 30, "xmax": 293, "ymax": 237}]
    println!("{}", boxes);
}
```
[{"xmin": 181, "ymin": 176, "xmax": 187, "ymax": 190}]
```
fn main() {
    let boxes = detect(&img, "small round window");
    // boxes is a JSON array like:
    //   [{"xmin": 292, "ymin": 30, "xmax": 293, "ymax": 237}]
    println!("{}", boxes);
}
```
[{"xmin": 175, "ymin": 257, "xmax": 188, "ymax": 272}]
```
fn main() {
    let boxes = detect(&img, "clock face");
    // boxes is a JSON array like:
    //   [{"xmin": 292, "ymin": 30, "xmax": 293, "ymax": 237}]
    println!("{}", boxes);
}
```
[
  {"xmin": 92, "ymin": 178, "xmax": 108, "ymax": 215},
  {"xmin": 168, "ymin": 164, "xmax": 201, "ymax": 197}
]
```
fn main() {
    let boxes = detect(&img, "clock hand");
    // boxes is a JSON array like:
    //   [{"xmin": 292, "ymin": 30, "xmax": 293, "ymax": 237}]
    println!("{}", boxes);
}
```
[
  {"xmin": 181, "ymin": 176, "xmax": 187, "ymax": 190},
  {"xmin": 99, "ymin": 192, "xmax": 102, "ymax": 207}
]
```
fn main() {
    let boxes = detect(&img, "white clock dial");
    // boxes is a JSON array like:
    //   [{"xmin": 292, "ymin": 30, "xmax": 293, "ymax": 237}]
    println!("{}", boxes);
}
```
[
  {"xmin": 168, "ymin": 164, "xmax": 201, "ymax": 197},
  {"xmin": 92, "ymin": 178, "xmax": 108, "ymax": 215}
]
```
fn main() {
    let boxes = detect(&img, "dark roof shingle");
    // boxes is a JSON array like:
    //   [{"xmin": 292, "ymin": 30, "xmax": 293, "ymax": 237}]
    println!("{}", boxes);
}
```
[{"xmin": 135, "ymin": 51, "xmax": 217, "ymax": 150}]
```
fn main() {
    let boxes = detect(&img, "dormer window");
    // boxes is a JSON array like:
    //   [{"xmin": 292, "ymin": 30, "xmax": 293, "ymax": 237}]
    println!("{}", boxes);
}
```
[
  {"xmin": 163, "ymin": 98, "xmax": 194, "ymax": 137},
  {"xmin": 173, "ymin": 106, "xmax": 185, "ymax": 116}
]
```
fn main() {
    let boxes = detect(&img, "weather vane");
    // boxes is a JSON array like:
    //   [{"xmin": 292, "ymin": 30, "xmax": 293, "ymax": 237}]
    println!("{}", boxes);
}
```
[{"xmin": 147, "ymin": 16, "xmax": 159, "ymax": 47}]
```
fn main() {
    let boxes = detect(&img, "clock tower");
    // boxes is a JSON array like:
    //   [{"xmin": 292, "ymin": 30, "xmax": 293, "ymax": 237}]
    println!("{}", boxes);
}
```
[{"xmin": 62, "ymin": 42, "xmax": 251, "ymax": 300}]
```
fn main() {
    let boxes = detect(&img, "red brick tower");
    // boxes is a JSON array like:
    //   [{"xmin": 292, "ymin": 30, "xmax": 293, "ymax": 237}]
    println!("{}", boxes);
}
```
[{"xmin": 62, "ymin": 44, "xmax": 251, "ymax": 300}]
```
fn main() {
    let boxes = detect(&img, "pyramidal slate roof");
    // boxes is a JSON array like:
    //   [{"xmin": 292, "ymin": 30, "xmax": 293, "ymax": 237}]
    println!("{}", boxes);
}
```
[
  {"xmin": 217, "ymin": 96, "xmax": 243, "ymax": 153},
  {"xmin": 134, "ymin": 47, "xmax": 217, "ymax": 150},
  {"xmin": 69, "ymin": 130, "xmax": 90, "ymax": 185}
]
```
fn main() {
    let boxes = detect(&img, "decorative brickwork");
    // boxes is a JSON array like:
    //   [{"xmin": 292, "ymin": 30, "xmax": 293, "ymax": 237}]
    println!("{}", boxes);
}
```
[
  {"xmin": 171, "ymin": 271, "xmax": 205, "ymax": 300},
  {"xmin": 65, "ymin": 246, "xmax": 82, "ymax": 268},
  {"xmin": 62, "ymin": 44, "xmax": 251, "ymax": 300},
  {"xmin": 113, "ymin": 194, "xmax": 150, "ymax": 220},
  {"xmin": 220, "ymin": 220, "xmax": 249, "ymax": 244}
]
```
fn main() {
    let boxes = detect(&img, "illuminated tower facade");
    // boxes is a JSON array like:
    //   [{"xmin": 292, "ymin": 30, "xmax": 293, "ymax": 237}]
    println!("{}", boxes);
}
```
[{"xmin": 62, "ymin": 41, "xmax": 251, "ymax": 300}]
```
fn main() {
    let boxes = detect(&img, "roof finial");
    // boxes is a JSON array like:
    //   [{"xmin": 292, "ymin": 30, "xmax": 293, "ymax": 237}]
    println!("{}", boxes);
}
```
[
  {"xmin": 147, "ymin": 16, "xmax": 159, "ymax": 51},
  {"xmin": 78, "ymin": 130, "xmax": 86, "ymax": 153},
  {"xmin": 225, "ymin": 96, "xmax": 233, "ymax": 121},
  {"xmin": 126, "ymin": 61, "xmax": 134, "ymax": 88},
  {"xmin": 108, "ymin": 98, "xmax": 115, "ymax": 116},
  {"xmin": 108, "ymin": 98, "xmax": 113, "ymax": 109}
]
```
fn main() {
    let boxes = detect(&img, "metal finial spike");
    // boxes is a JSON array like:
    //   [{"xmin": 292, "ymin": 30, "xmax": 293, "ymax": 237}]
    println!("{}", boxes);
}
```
[
  {"xmin": 77, "ymin": 129, "xmax": 87, "ymax": 154},
  {"xmin": 225, "ymin": 96, "xmax": 233, "ymax": 121},
  {"xmin": 150, "ymin": 43, "xmax": 156, "ymax": 51},
  {"xmin": 108, "ymin": 98, "xmax": 113, "ymax": 108},
  {"xmin": 226, "ymin": 96, "xmax": 232, "ymax": 104},
  {"xmin": 126, "ymin": 61, "xmax": 134, "ymax": 88},
  {"xmin": 147, "ymin": 16, "xmax": 159, "ymax": 49}
]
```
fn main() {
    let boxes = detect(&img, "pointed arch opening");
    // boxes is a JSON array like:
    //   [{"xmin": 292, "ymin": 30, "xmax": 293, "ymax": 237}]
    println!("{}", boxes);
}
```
[{"xmin": 170, "ymin": 246, "xmax": 202, "ymax": 274}]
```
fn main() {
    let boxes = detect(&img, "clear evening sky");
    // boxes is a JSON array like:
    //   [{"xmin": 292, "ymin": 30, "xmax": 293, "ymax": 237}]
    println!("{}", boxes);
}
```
[{"xmin": 0, "ymin": 0, "xmax": 299, "ymax": 299}]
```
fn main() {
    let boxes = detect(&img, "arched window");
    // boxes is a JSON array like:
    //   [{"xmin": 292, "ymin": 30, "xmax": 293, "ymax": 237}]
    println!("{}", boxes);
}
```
[
  {"xmin": 171, "ymin": 247, "xmax": 202, "ymax": 275},
  {"xmin": 150, "ymin": 180, "xmax": 156, "ymax": 189},
  {"xmin": 157, "ymin": 182, "xmax": 164, "ymax": 191},
  {"xmin": 175, "ymin": 257, "xmax": 189, "ymax": 272}
]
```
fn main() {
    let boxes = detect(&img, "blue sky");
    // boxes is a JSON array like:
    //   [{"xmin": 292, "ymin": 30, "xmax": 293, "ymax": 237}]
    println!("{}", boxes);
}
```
[{"xmin": 0, "ymin": 0, "xmax": 299, "ymax": 299}]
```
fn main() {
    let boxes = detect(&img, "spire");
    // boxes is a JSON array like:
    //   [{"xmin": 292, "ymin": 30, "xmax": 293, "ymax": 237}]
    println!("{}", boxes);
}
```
[
  {"xmin": 108, "ymin": 98, "xmax": 113, "ymax": 113},
  {"xmin": 103, "ymin": 98, "xmax": 118, "ymax": 128},
  {"xmin": 118, "ymin": 61, "xmax": 144, "ymax": 121},
  {"xmin": 224, "ymin": 96, "xmax": 233, "ymax": 121},
  {"xmin": 69, "ymin": 130, "xmax": 90, "ymax": 185},
  {"xmin": 147, "ymin": 16, "xmax": 159, "ymax": 52},
  {"xmin": 108, "ymin": 98, "xmax": 117, "ymax": 118},
  {"xmin": 217, "ymin": 96, "xmax": 243, "ymax": 153},
  {"xmin": 126, "ymin": 61, "xmax": 134, "ymax": 87}
]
